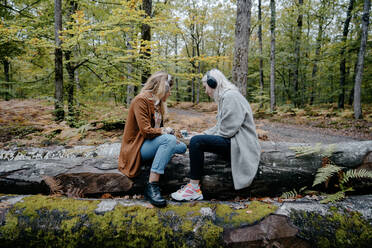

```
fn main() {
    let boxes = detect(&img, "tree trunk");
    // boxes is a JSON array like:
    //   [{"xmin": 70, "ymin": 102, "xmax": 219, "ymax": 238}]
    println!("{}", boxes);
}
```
[
  {"xmin": 1, "ymin": 141, "xmax": 371, "ymax": 199},
  {"xmin": 54, "ymin": 0, "xmax": 64, "ymax": 121},
  {"xmin": 65, "ymin": 52, "xmax": 75, "ymax": 125},
  {"xmin": 126, "ymin": 31, "xmax": 134, "ymax": 106},
  {"xmin": 65, "ymin": 0, "xmax": 79, "ymax": 125},
  {"xmin": 3, "ymin": 59, "xmax": 10, "ymax": 101},
  {"xmin": 232, "ymin": 0, "xmax": 252, "ymax": 97},
  {"xmin": 338, "ymin": 0, "xmax": 355, "ymax": 109},
  {"xmin": 270, "ymin": 0, "xmax": 276, "ymax": 112},
  {"xmin": 293, "ymin": 0, "xmax": 303, "ymax": 107},
  {"xmin": 311, "ymin": 20, "xmax": 323, "ymax": 106},
  {"xmin": 140, "ymin": 0, "xmax": 152, "ymax": 86},
  {"xmin": 354, "ymin": 0, "xmax": 370, "ymax": 119},
  {"xmin": 192, "ymin": 43, "xmax": 195, "ymax": 103},
  {"xmin": 175, "ymin": 34, "xmax": 180, "ymax": 102},
  {"xmin": 258, "ymin": 0, "xmax": 264, "ymax": 108}
]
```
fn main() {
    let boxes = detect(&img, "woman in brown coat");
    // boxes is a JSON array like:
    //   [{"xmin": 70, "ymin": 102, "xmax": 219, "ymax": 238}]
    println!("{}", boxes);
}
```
[{"xmin": 118, "ymin": 71, "xmax": 186, "ymax": 207}]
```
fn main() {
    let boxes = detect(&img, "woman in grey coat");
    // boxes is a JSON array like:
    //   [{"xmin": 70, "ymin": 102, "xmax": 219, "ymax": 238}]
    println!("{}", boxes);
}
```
[{"xmin": 171, "ymin": 68, "xmax": 261, "ymax": 201}]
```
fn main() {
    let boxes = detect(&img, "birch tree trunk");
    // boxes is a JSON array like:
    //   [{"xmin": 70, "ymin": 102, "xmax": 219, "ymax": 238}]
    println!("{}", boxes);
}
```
[
  {"xmin": 54, "ymin": 0, "xmax": 64, "ymax": 121},
  {"xmin": 354, "ymin": 0, "xmax": 371, "ymax": 119},
  {"xmin": 258, "ymin": 0, "xmax": 264, "ymax": 107},
  {"xmin": 311, "ymin": 18, "xmax": 323, "ymax": 105},
  {"xmin": 232, "ymin": 0, "xmax": 252, "ymax": 97},
  {"xmin": 338, "ymin": 0, "xmax": 355, "ymax": 109},
  {"xmin": 270, "ymin": 0, "xmax": 276, "ymax": 112}
]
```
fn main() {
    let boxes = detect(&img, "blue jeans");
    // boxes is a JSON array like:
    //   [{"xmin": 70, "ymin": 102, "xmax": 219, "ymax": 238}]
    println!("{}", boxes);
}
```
[{"xmin": 140, "ymin": 134, "xmax": 187, "ymax": 174}]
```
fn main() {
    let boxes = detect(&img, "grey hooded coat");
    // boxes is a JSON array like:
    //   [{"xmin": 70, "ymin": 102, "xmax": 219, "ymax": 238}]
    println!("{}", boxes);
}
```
[{"xmin": 204, "ymin": 89, "xmax": 261, "ymax": 190}]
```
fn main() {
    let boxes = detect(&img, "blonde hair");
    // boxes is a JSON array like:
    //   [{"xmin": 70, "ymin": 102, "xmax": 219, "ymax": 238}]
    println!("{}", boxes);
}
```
[
  {"xmin": 202, "ymin": 68, "xmax": 238, "ymax": 102},
  {"xmin": 140, "ymin": 71, "xmax": 173, "ymax": 116}
]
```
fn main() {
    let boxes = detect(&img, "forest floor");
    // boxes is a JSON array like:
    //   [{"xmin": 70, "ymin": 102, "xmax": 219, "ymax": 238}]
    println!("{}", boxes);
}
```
[{"xmin": 0, "ymin": 99, "xmax": 371, "ymax": 149}]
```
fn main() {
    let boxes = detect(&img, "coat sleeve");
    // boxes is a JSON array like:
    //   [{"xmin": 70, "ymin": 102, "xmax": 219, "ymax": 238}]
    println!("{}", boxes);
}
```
[
  {"xmin": 203, "ymin": 125, "xmax": 217, "ymax": 135},
  {"xmin": 133, "ymin": 98, "xmax": 162, "ymax": 139},
  {"xmin": 215, "ymin": 94, "xmax": 245, "ymax": 138}
]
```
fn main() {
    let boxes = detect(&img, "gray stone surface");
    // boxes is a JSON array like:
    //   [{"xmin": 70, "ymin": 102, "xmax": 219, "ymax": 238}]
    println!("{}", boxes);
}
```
[
  {"xmin": 275, "ymin": 195, "xmax": 372, "ymax": 224},
  {"xmin": 95, "ymin": 200, "xmax": 117, "ymax": 214}
]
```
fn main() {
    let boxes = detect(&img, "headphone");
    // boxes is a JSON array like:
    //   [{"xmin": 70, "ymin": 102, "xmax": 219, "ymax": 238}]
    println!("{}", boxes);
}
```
[
  {"xmin": 206, "ymin": 71, "xmax": 217, "ymax": 89},
  {"xmin": 165, "ymin": 74, "xmax": 171, "ymax": 92}
]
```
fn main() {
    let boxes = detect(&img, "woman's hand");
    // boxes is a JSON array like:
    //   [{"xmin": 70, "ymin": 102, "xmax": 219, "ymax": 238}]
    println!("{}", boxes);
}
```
[{"xmin": 161, "ymin": 127, "xmax": 174, "ymax": 135}]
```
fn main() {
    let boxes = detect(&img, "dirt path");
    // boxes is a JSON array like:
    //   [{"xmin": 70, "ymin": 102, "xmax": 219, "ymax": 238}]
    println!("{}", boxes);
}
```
[
  {"xmin": 256, "ymin": 120, "xmax": 362, "ymax": 144},
  {"xmin": 0, "ymin": 100, "xmax": 369, "ymax": 148},
  {"xmin": 169, "ymin": 107, "xmax": 368, "ymax": 144}
]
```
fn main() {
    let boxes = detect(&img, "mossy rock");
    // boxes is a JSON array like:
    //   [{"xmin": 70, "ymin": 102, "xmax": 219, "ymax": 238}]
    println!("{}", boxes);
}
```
[
  {"xmin": 0, "ymin": 195, "xmax": 277, "ymax": 248},
  {"xmin": 290, "ymin": 208, "xmax": 372, "ymax": 248}
]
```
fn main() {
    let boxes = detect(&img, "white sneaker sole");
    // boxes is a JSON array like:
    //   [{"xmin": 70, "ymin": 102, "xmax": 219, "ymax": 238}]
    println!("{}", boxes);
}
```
[{"xmin": 171, "ymin": 192, "xmax": 203, "ymax": 201}]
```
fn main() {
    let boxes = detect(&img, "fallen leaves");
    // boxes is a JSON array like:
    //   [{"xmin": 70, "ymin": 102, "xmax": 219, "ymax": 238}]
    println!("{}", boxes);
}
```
[
  {"xmin": 0, "ymin": 201, "xmax": 11, "ymax": 209},
  {"xmin": 101, "ymin": 193, "xmax": 113, "ymax": 199}
]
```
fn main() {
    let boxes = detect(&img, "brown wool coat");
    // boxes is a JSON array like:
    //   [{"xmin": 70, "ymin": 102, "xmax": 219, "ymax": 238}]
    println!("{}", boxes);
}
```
[{"xmin": 118, "ymin": 92, "xmax": 162, "ymax": 178}]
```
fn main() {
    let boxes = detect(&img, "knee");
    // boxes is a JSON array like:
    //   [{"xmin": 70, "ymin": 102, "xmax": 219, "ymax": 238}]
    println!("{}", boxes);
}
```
[
  {"xmin": 190, "ymin": 135, "xmax": 203, "ymax": 150},
  {"xmin": 162, "ymin": 134, "xmax": 177, "ymax": 147},
  {"xmin": 178, "ymin": 142, "xmax": 187, "ymax": 154}
]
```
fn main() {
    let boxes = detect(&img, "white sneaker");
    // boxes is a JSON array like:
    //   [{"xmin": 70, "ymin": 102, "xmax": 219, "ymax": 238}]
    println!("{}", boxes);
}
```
[{"xmin": 171, "ymin": 183, "xmax": 204, "ymax": 201}]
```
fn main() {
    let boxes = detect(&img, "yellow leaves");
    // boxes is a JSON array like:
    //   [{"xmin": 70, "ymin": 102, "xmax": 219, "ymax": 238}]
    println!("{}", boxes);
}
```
[
  {"xmin": 28, "ymin": 38, "xmax": 40, "ymax": 45},
  {"xmin": 72, "ymin": 10, "xmax": 87, "ymax": 25}
]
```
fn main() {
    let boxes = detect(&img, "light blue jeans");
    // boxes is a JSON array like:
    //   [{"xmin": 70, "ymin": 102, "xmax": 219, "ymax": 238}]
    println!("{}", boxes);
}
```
[{"xmin": 140, "ymin": 134, "xmax": 187, "ymax": 174}]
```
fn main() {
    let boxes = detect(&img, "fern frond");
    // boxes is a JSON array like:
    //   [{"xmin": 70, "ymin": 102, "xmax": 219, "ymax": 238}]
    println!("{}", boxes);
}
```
[
  {"xmin": 320, "ymin": 191, "xmax": 345, "ymax": 204},
  {"xmin": 42, "ymin": 176, "xmax": 63, "ymax": 194},
  {"xmin": 290, "ymin": 143, "xmax": 335, "ymax": 158},
  {"xmin": 320, "ymin": 187, "xmax": 353, "ymax": 204},
  {"xmin": 299, "ymin": 186, "xmax": 307, "ymax": 192},
  {"xmin": 290, "ymin": 143, "xmax": 322, "ymax": 157},
  {"xmin": 341, "ymin": 169, "xmax": 372, "ymax": 185},
  {"xmin": 321, "ymin": 144, "xmax": 336, "ymax": 157},
  {"xmin": 280, "ymin": 189, "xmax": 297, "ymax": 199},
  {"xmin": 313, "ymin": 164, "xmax": 345, "ymax": 187}
]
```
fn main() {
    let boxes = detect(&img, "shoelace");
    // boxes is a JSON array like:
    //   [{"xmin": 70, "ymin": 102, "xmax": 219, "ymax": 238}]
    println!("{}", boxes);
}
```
[
  {"xmin": 177, "ymin": 184, "xmax": 192, "ymax": 193},
  {"xmin": 177, "ymin": 184, "xmax": 197, "ymax": 193}
]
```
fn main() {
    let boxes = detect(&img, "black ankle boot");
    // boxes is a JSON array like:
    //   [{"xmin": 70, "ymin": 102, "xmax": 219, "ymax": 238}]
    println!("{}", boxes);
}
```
[{"xmin": 144, "ymin": 182, "xmax": 166, "ymax": 208}]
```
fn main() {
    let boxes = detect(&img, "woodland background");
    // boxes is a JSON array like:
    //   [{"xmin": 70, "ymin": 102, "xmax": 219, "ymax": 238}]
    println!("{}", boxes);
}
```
[{"xmin": 0, "ymin": 0, "xmax": 371, "ymax": 129}]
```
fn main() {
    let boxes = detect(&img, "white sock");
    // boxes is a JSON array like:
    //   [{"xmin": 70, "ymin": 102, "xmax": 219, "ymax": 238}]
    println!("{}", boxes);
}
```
[{"xmin": 190, "ymin": 182, "xmax": 199, "ymax": 189}]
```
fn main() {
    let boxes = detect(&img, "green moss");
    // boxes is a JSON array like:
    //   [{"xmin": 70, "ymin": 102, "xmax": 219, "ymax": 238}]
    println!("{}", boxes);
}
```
[
  {"xmin": 14, "ymin": 195, "xmax": 99, "ymax": 220},
  {"xmin": 0, "ymin": 196, "xmax": 277, "ymax": 248},
  {"xmin": 290, "ymin": 207, "xmax": 372, "ymax": 248},
  {"xmin": 216, "ymin": 201, "xmax": 278, "ymax": 227}
]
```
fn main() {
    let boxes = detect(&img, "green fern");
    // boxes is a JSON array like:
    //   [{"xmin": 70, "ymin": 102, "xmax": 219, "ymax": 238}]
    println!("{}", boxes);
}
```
[
  {"xmin": 341, "ymin": 169, "xmax": 372, "ymax": 185},
  {"xmin": 320, "ymin": 188, "xmax": 354, "ymax": 204},
  {"xmin": 320, "ymin": 191, "xmax": 345, "ymax": 204},
  {"xmin": 280, "ymin": 189, "xmax": 298, "ymax": 199},
  {"xmin": 321, "ymin": 144, "xmax": 336, "ymax": 157},
  {"xmin": 290, "ymin": 143, "xmax": 322, "ymax": 157},
  {"xmin": 313, "ymin": 163, "xmax": 344, "ymax": 187},
  {"xmin": 290, "ymin": 143, "xmax": 335, "ymax": 158},
  {"xmin": 280, "ymin": 186, "xmax": 307, "ymax": 199}
]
